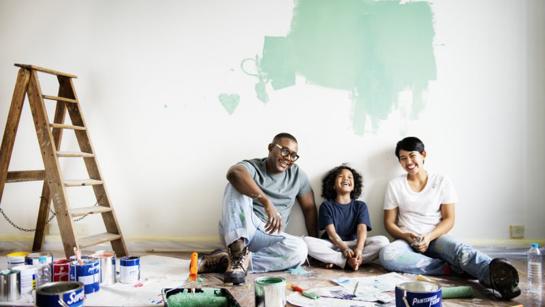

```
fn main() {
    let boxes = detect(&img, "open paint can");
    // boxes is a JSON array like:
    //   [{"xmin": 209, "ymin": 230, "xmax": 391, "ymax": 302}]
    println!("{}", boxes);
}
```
[
  {"xmin": 395, "ymin": 281, "xmax": 442, "ymax": 307},
  {"xmin": 255, "ymin": 276, "xmax": 286, "ymax": 307},
  {"xmin": 36, "ymin": 281, "xmax": 85, "ymax": 307}
]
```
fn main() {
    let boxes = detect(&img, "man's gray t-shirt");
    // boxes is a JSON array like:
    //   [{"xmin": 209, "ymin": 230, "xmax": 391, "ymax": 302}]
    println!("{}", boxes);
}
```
[{"xmin": 239, "ymin": 158, "xmax": 312, "ymax": 227}]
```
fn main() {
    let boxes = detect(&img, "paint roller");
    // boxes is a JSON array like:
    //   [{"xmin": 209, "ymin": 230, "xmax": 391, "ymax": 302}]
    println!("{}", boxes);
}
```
[
  {"xmin": 416, "ymin": 275, "xmax": 475, "ymax": 299},
  {"xmin": 189, "ymin": 252, "xmax": 198, "ymax": 282}
]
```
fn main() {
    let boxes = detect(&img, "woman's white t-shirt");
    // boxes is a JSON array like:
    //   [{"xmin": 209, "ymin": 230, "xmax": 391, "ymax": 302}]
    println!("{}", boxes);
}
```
[{"xmin": 383, "ymin": 173, "xmax": 458, "ymax": 235}]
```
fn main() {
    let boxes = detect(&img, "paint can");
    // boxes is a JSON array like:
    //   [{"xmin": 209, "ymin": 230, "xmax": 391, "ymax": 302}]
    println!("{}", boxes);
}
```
[
  {"xmin": 25, "ymin": 252, "xmax": 53, "ymax": 265},
  {"xmin": 93, "ymin": 251, "xmax": 116, "ymax": 285},
  {"xmin": 395, "ymin": 281, "xmax": 442, "ymax": 307},
  {"xmin": 11, "ymin": 264, "xmax": 37, "ymax": 295},
  {"xmin": 119, "ymin": 256, "xmax": 140, "ymax": 284},
  {"xmin": 36, "ymin": 281, "xmax": 85, "ymax": 307},
  {"xmin": 69, "ymin": 258, "xmax": 100, "ymax": 294},
  {"xmin": 53, "ymin": 259, "xmax": 71, "ymax": 282},
  {"xmin": 0, "ymin": 269, "xmax": 20, "ymax": 302},
  {"xmin": 6, "ymin": 251, "xmax": 29, "ymax": 269},
  {"xmin": 255, "ymin": 276, "xmax": 286, "ymax": 307}
]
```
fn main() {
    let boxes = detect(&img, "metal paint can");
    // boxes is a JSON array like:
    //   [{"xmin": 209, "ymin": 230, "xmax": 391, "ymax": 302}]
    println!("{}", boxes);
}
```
[
  {"xmin": 94, "ymin": 251, "xmax": 116, "ymax": 285},
  {"xmin": 53, "ymin": 259, "xmax": 71, "ymax": 282},
  {"xmin": 0, "ymin": 269, "xmax": 20, "ymax": 302},
  {"xmin": 11, "ymin": 264, "xmax": 37, "ymax": 295},
  {"xmin": 119, "ymin": 256, "xmax": 140, "ymax": 284},
  {"xmin": 6, "ymin": 251, "xmax": 28, "ymax": 269},
  {"xmin": 395, "ymin": 281, "xmax": 442, "ymax": 307},
  {"xmin": 36, "ymin": 281, "xmax": 85, "ymax": 307},
  {"xmin": 69, "ymin": 259, "xmax": 100, "ymax": 294},
  {"xmin": 25, "ymin": 252, "xmax": 53, "ymax": 265},
  {"xmin": 255, "ymin": 276, "xmax": 286, "ymax": 307}
]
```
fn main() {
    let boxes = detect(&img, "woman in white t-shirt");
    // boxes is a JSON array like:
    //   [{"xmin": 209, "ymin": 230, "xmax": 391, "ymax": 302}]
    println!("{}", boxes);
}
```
[{"xmin": 379, "ymin": 137, "xmax": 520, "ymax": 300}]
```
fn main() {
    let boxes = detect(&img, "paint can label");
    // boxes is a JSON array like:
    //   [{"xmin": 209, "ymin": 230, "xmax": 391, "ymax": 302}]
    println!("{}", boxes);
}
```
[
  {"xmin": 10, "ymin": 264, "xmax": 37, "ymax": 295},
  {"xmin": 395, "ymin": 281, "xmax": 442, "ymax": 307},
  {"xmin": 69, "ymin": 259, "xmax": 100, "ymax": 294},
  {"xmin": 255, "ymin": 276, "xmax": 286, "ymax": 307},
  {"xmin": 53, "ymin": 259, "xmax": 71, "ymax": 282},
  {"xmin": 36, "ymin": 281, "xmax": 84, "ymax": 307},
  {"xmin": 119, "ymin": 256, "xmax": 140, "ymax": 284}
]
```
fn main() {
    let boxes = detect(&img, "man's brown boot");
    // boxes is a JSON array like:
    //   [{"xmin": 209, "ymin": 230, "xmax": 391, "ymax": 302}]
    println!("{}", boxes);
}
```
[{"xmin": 224, "ymin": 239, "xmax": 251, "ymax": 285}]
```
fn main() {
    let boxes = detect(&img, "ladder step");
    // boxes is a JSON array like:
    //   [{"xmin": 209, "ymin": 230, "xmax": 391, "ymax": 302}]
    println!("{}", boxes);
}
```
[
  {"xmin": 42, "ymin": 95, "xmax": 78, "ymax": 104},
  {"xmin": 57, "ymin": 151, "xmax": 94, "ymax": 158},
  {"xmin": 7, "ymin": 170, "xmax": 45, "ymax": 182},
  {"xmin": 70, "ymin": 206, "xmax": 112, "ymax": 217},
  {"xmin": 78, "ymin": 232, "xmax": 122, "ymax": 249},
  {"xmin": 14, "ymin": 63, "xmax": 78, "ymax": 78},
  {"xmin": 50, "ymin": 123, "xmax": 86, "ymax": 130},
  {"xmin": 64, "ymin": 179, "xmax": 103, "ymax": 187}
]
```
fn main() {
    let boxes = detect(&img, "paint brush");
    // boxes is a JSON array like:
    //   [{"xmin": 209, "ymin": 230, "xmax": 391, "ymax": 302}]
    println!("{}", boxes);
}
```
[
  {"xmin": 289, "ymin": 283, "xmax": 320, "ymax": 300},
  {"xmin": 73, "ymin": 247, "xmax": 83, "ymax": 265},
  {"xmin": 353, "ymin": 281, "xmax": 360, "ymax": 296},
  {"xmin": 189, "ymin": 252, "xmax": 198, "ymax": 294}
]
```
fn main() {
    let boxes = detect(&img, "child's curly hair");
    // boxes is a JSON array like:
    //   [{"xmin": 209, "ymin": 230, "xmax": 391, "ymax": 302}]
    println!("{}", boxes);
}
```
[{"xmin": 321, "ymin": 165, "xmax": 363, "ymax": 201}]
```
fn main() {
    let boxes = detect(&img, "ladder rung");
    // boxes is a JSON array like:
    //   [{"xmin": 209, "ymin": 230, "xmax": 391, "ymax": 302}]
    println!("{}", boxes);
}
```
[
  {"xmin": 70, "ymin": 206, "xmax": 112, "ymax": 217},
  {"xmin": 50, "ymin": 123, "xmax": 86, "ymax": 130},
  {"xmin": 57, "ymin": 151, "xmax": 94, "ymax": 158},
  {"xmin": 78, "ymin": 233, "xmax": 122, "ymax": 249},
  {"xmin": 14, "ymin": 63, "xmax": 77, "ymax": 78},
  {"xmin": 64, "ymin": 179, "xmax": 103, "ymax": 187},
  {"xmin": 42, "ymin": 95, "xmax": 78, "ymax": 103},
  {"xmin": 7, "ymin": 170, "xmax": 45, "ymax": 183}
]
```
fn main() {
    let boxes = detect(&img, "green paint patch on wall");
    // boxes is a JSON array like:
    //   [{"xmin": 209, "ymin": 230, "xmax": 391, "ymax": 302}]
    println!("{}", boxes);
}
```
[
  {"xmin": 218, "ymin": 93, "xmax": 240, "ymax": 114},
  {"xmin": 246, "ymin": 0, "xmax": 436, "ymax": 134}
]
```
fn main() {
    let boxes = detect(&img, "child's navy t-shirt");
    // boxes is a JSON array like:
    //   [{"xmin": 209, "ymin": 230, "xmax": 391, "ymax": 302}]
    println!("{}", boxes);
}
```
[{"xmin": 319, "ymin": 199, "xmax": 372, "ymax": 241}]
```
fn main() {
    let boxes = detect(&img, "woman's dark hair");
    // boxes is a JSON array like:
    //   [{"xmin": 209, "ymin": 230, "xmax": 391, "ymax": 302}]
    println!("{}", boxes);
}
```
[
  {"xmin": 321, "ymin": 165, "xmax": 363, "ymax": 201},
  {"xmin": 395, "ymin": 137, "xmax": 425, "ymax": 160}
]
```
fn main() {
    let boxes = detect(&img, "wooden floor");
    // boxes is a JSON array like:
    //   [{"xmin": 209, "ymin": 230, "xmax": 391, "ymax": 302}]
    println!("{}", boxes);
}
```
[
  {"xmin": 1, "ymin": 249, "xmax": 542, "ymax": 306},
  {"xmin": 154, "ymin": 250, "xmax": 542, "ymax": 307}
]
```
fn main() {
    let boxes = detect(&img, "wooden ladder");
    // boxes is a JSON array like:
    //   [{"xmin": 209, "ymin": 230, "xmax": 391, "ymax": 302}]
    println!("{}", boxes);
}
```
[{"xmin": 0, "ymin": 64, "xmax": 128, "ymax": 258}]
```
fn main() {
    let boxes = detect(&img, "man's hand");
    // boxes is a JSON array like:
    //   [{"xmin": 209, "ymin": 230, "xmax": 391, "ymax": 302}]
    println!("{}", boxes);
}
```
[
  {"xmin": 264, "ymin": 200, "xmax": 282, "ymax": 234},
  {"xmin": 414, "ymin": 234, "xmax": 431, "ymax": 253}
]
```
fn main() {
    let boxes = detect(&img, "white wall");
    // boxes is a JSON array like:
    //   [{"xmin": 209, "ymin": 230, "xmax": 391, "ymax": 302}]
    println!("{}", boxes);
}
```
[{"xmin": 0, "ymin": 0, "xmax": 544, "ymax": 251}]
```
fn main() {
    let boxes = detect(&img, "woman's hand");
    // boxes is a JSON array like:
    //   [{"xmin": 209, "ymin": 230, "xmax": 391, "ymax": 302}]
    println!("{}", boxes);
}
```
[{"xmin": 263, "ymin": 200, "xmax": 282, "ymax": 234}]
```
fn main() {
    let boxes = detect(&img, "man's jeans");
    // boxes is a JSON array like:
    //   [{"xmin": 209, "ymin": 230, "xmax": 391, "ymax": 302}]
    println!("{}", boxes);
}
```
[
  {"xmin": 219, "ymin": 184, "xmax": 308, "ymax": 273},
  {"xmin": 379, "ymin": 235, "xmax": 492, "ymax": 286}
]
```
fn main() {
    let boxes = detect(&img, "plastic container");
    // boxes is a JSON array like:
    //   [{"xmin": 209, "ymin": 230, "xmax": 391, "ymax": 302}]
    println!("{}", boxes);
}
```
[
  {"xmin": 37, "ymin": 256, "xmax": 52, "ymax": 288},
  {"xmin": 527, "ymin": 243, "xmax": 543, "ymax": 295}
]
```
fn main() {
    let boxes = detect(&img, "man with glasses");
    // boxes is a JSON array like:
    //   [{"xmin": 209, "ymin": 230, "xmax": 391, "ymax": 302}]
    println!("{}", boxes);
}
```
[{"xmin": 199, "ymin": 132, "xmax": 318, "ymax": 284}]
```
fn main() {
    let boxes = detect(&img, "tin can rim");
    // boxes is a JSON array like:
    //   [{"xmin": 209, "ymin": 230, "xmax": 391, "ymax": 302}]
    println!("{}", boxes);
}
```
[
  {"xmin": 255, "ymin": 276, "xmax": 286, "ymax": 285},
  {"xmin": 36, "ymin": 281, "xmax": 84, "ymax": 296},
  {"xmin": 396, "ymin": 281, "xmax": 441, "ymax": 293}
]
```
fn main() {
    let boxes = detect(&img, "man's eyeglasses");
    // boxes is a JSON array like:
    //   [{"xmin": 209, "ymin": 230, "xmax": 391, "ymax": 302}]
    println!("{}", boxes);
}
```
[{"xmin": 273, "ymin": 143, "xmax": 300, "ymax": 161}]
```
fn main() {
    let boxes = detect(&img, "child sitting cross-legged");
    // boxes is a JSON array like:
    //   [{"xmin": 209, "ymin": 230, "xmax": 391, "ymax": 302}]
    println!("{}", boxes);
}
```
[{"xmin": 304, "ymin": 165, "xmax": 389, "ymax": 270}]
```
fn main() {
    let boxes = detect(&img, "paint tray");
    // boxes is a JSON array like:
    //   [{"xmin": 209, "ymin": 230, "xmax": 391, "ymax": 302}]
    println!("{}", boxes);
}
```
[{"xmin": 162, "ymin": 287, "xmax": 241, "ymax": 307}]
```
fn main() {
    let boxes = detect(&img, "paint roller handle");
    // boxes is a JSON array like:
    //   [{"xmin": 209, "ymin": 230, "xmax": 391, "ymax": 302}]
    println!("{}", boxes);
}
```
[{"xmin": 189, "ymin": 252, "xmax": 198, "ymax": 281}]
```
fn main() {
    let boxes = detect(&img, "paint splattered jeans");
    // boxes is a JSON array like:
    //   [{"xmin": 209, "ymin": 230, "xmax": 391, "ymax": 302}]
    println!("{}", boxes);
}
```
[
  {"xmin": 379, "ymin": 235, "xmax": 492, "ymax": 286},
  {"xmin": 218, "ymin": 184, "xmax": 308, "ymax": 273}
]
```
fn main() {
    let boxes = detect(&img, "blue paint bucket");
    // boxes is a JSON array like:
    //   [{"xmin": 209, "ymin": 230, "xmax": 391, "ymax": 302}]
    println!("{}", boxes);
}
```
[
  {"xmin": 395, "ymin": 281, "xmax": 441, "ymax": 307},
  {"xmin": 69, "ymin": 259, "xmax": 100, "ymax": 294},
  {"xmin": 36, "ymin": 281, "xmax": 84, "ymax": 307},
  {"xmin": 119, "ymin": 256, "xmax": 140, "ymax": 284}
]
